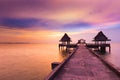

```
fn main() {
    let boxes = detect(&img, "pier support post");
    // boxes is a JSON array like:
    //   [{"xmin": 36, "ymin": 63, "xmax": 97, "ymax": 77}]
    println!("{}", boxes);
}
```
[
  {"xmin": 109, "ymin": 46, "xmax": 111, "ymax": 52},
  {"xmin": 51, "ymin": 62, "xmax": 60, "ymax": 70},
  {"xmin": 100, "ymin": 46, "xmax": 106, "ymax": 53}
]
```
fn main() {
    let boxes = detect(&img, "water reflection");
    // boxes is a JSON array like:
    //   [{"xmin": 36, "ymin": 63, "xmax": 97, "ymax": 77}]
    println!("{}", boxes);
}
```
[
  {"xmin": 0, "ymin": 44, "xmax": 65, "ymax": 80},
  {"xmin": 99, "ymin": 43, "xmax": 120, "ymax": 68},
  {"xmin": 59, "ymin": 48, "xmax": 74, "ymax": 59},
  {"xmin": 59, "ymin": 49, "xmax": 68, "ymax": 59},
  {"xmin": 0, "ymin": 43, "xmax": 119, "ymax": 80}
]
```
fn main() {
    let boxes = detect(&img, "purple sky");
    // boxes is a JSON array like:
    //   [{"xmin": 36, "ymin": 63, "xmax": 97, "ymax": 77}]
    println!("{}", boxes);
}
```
[{"xmin": 0, "ymin": 0, "xmax": 120, "ymax": 43}]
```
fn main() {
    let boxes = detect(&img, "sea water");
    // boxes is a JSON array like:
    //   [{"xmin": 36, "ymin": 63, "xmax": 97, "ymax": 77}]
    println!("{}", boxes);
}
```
[
  {"xmin": 0, "ymin": 43, "xmax": 120, "ymax": 80},
  {"xmin": 0, "ymin": 44, "xmax": 67, "ymax": 80}
]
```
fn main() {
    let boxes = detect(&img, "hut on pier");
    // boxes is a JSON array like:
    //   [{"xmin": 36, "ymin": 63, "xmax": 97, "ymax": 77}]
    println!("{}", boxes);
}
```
[
  {"xmin": 93, "ymin": 31, "xmax": 111, "ymax": 44},
  {"xmin": 59, "ymin": 33, "xmax": 76, "ymax": 50},
  {"xmin": 86, "ymin": 31, "xmax": 111, "ymax": 53},
  {"xmin": 93, "ymin": 31, "xmax": 111, "ymax": 53},
  {"xmin": 59, "ymin": 33, "xmax": 71, "ymax": 45}
]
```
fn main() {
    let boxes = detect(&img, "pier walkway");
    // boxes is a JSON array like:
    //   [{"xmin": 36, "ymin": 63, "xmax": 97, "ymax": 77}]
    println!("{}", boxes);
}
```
[{"xmin": 50, "ymin": 45, "xmax": 120, "ymax": 80}]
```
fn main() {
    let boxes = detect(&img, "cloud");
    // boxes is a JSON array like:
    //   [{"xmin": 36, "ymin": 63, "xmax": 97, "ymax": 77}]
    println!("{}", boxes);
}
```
[
  {"xmin": 0, "ymin": 18, "xmax": 39, "ymax": 28},
  {"xmin": 62, "ymin": 22, "xmax": 92, "ymax": 31},
  {"xmin": 64, "ymin": 22, "xmax": 92, "ymax": 27},
  {"xmin": 1, "ymin": 0, "xmax": 120, "ymax": 43},
  {"xmin": 0, "ymin": 0, "xmax": 120, "ymax": 31},
  {"xmin": 0, "ymin": 17, "xmax": 93, "ymax": 31},
  {"xmin": 0, "ymin": 18, "xmax": 58, "ymax": 30}
]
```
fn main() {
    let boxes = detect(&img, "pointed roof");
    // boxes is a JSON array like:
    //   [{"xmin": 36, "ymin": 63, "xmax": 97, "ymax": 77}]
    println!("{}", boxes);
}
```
[
  {"xmin": 60, "ymin": 33, "xmax": 71, "ymax": 42},
  {"xmin": 93, "ymin": 31, "xmax": 111, "ymax": 41}
]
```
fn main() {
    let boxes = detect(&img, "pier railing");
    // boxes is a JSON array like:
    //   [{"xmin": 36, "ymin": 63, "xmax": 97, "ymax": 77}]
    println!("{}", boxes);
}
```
[
  {"xmin": 86, "ymin": 43, "xmax": 110, "ymax": 48},
  {"xmin": 86, "ymin": 43, "xmax": 111, "ymax": 52},
  {"xmin": 59, "ymin": 43, "xmax": 77, "ymax": 48}
]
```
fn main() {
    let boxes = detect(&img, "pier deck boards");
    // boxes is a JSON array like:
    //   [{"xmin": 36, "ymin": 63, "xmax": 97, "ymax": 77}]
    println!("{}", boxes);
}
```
[{"xmin": 53, "ymin": 45, "xmax": 119, "ymax": 80}]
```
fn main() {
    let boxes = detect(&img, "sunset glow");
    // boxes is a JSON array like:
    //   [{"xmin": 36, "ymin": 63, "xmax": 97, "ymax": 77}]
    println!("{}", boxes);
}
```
[{"xmin": 0, "ymin": 0, "xmax": 120, "ymax": 43}]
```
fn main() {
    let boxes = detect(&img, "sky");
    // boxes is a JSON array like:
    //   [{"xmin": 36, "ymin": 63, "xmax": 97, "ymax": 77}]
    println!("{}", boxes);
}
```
[{"xmin": 0, "ymin": 0, "xmax": 120, "ymax": 43}]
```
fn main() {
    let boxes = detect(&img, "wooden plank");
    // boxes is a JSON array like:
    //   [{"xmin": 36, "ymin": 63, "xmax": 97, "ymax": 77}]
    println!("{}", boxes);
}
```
[
  {"xmin": 45, "ymin": 48, "xmax": 77, "ymax": 80},
  {"xmin": 52, "ymin": 45, "xmax": 120, "ymax": 80}
]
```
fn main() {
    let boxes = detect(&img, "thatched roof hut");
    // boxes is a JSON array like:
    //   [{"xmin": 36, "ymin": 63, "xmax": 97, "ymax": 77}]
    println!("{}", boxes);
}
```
[
  {"xmin": 60, "ymin": 33, "xmax": 71, "ymax": 42},
  {"xmin": 93, "ymin": 31, "xmax": 111, "ymax": 42}
]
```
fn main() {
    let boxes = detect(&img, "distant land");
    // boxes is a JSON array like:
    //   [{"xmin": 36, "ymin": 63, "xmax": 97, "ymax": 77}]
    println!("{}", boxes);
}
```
[{"xmin": 0, "ymin": 42, "xmax": 31, "ymax": 44}]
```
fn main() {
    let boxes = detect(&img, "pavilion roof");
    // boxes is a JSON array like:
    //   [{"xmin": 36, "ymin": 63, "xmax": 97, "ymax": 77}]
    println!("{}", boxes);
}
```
[
  {"xmin": 93, "ymin": 31, "xmax": 111, "ymax": 41},
  {"xmin": 60, "ymin": 33, "xmax": 71, "ymax": 42}
]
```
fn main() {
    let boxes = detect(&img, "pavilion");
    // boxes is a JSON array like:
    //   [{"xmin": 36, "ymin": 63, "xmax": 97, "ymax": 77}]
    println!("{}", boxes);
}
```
[
  {"xmin": 93, "ymin": 31, "xmax": 111, "ymax": 44},
  {"xmin": 59, "ymin": 33, "xmax": 77, "ymax": 50},
  {"xmin": 59, "ymin": 33, "xmax": 71, "ymax": 45},
  {"xmin": 86, "ymin": 31, "xmax": 111, "ymax": 53}
]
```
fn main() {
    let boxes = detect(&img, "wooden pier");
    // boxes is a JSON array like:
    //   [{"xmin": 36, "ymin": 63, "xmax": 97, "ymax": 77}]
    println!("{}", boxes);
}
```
[
  {"xmin": 59, "ymin": 44, "xmax": 77, "ymax": 50},
  {"xmin": 45, "ymin": 45, "xmax": 120, "ymax": 80},
  {"xmin": 86, "ymin": 43, "xmax": 111, "ymax": 52}
]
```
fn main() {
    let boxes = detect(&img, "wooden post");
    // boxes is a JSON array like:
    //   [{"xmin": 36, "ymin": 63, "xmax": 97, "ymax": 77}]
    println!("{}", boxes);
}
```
[
  {"xmin": 51, "ymin": 62, "xmax": 60, "ymax": 70},
  {"xmin": 109, "ymin": 45, "xmax": 111, "ymax": 52},
  {"xmin": 100, "ymin": 46, "xmax": 106, "ymax": 53}
]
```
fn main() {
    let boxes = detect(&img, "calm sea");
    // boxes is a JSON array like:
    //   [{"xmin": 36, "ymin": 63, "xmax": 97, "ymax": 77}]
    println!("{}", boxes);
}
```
[
  {"xmin": 102, "ymin": 42, "xmax": 120, "ymax": 68},
  {"xmin": 0, "ymin": 44, "xmax": 67, "ymax": 80},
  {"xmin": 0, "ymin": 43, "xmax": 120, "ymax": 80}
]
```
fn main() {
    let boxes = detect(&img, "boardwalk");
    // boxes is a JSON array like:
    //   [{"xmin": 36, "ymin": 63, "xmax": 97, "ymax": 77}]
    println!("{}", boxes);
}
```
[{"xmin": 52, "ymin": 45, "xmax": 119, "ymax": 80}]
